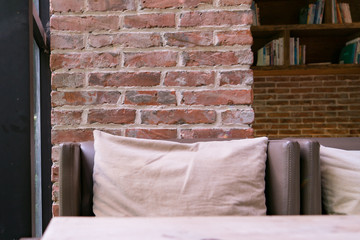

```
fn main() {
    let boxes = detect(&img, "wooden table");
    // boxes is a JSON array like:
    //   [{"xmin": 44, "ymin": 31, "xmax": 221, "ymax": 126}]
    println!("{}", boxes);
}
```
[{"xmin": 42, "ymin": 216, "xmax": 360, "ymax": 240}]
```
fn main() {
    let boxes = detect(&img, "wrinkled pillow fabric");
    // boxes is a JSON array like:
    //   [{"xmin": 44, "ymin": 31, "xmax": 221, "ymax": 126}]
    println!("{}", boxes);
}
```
[
  {"xmin": 320, "ymin": 145, "xmax": 360, "ymax": 215},
  {"xmin": 93, "ymin": 130, "xmax": 268, "ymax": 217}
]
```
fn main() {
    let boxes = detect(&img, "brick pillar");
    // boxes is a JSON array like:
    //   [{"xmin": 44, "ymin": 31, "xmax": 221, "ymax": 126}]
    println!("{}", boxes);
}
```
[{"xmin": 50, "ymin": 0, "xmax": 254, "ymax": 215}]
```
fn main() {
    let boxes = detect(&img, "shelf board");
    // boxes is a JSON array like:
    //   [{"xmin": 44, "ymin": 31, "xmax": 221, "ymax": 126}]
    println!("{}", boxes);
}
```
[{"xmin": 252, "ymin": 64, "xmax": 360, "ymax": 76}]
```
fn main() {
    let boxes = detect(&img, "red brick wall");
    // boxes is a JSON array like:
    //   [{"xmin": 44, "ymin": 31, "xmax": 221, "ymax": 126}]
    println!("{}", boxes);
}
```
[
  {"xmin": 50, "ymin": 0, "xmax": 254, "ymax": 215},
  {"xmin": 253, "ymin": 74, "xmax": 360, "ymax": 138}
]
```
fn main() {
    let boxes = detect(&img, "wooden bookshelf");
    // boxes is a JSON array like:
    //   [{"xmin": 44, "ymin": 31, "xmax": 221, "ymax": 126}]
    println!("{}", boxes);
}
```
[{"xmin": 251, "ymin": 0, "xmax": 360, "ymax": 75}]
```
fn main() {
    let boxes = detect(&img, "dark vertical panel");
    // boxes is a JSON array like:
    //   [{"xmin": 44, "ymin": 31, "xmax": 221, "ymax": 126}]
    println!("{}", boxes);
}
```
[
  {"xmin": 0, "ymin": 1, "xmax": 32, "ymax": 239},
  {"xmin": 39, "ymin": 0, "xmax": 52, "ymax": 232}
]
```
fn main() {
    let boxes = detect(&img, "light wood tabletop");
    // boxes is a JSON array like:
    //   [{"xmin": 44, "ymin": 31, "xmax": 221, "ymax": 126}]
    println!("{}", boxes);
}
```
[{"xmin": 42, "ymin": 215, "xmax": 360, "ymax": 240}]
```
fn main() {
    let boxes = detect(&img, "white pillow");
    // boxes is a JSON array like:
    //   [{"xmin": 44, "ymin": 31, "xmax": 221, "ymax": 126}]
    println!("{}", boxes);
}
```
[
  {"xmin": 93, "ymin": 130, "xmax": 268, "ymax": 217},
  {"xmin": 320, "ymin": 145, "xmax": 360, "ymax": 215}
]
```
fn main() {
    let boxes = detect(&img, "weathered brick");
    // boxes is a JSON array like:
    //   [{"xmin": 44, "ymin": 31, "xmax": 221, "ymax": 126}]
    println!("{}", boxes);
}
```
[
  {"xmin": 180, "ymin": 128, "xmax": 254, "ymax": 139},
  {"xmin": 141, "ymin": 109, "xmax": 216, "ymax": 124},
  {"xmin": 220, "ymin": 70, "xmax": 253, "ymax": 86},
  {"xmin": 50, "ymin": 52, "xmax": 120, "ymax": 70},
  {"xmin": 51, "ymin": 34, "xmax": 84, "ymax": 50},
  {"xmin": 51, "ymin": 110, "xmax": 83, "ymax": 125},
  {"xmin": 89, "ymin": 72, "xmax": 161, "ymax": 87},
  {"xmin": 50, "ymin": 0, "xmax": 85, "ymax": 13},
  {"xmin": 51, "ymin": 73, "xmax": 85, "ymax": 89},
  {"xmin": 52, "ymin": 203, "xmax": 59, "ymax": 217},
  {"xmin": 88, "ymin": 0, "xmax": 135, "ymax": 11},
  {"xmin": 183, "ymin": 50, "xmax": 252, "ymax": 66},
  {"xmin": 164, "ymin": 31, "xmax": 213, "ymax": 47},
  {"xmin": 50, "ymin": 15, "xmax": 120, "ymax": 31},
  {"xmin": 219, "ymin": 0, "xmax": 253, "ymax": 6},
  {"xmin": 125, "ymin": 129, "xmax": 177, "ymax": 139},
  {"xmin": 179, "ymin": 11, "xmax": 252, "ymax": 27},
  {"xmin": 51, "ymin": 129, "xmax": 94, "ymax": 144},
  {"xmin": 216, "ymin": 30, "xmax": 252, "ymax": 46},
  {"xmin": 141, "ymin": 0, "xmax": 211, "ymax": 9},
  {"xmin": 51, "ymin": 146, "xmax": 61, "ymax": 162},
  {"xmin": 124, "ymin": 13, "xmax": 175, "ymax": 28},
  {"xmin": 51, "ymin": 165, "xmax": 59, "ymax": 183},
  {"xmin": 124, "ymin": 51, "xmax": 177, "ymax": 68},
  {"xmin": 182, "ymin": 90, "xmax": 253, "ymax": 105},
  {"xmin": 88, "ymin": 33, "xmax": 162, "ymax": 48},
  {"xmin": 164, "ymin": 71, "xmax": 215, "ymax": 86},
  {"xmin": 88, "ymin": 109, "xmax": 136, "ymax": 124},
  {"xmin": 222, "ymin": 109, "xmax": 254, "ymax": 124},
  {"xmin": 51, "ymin": 91, "xmax": 120, "ymax": 107},
  {"xmin": 125, "ymin": 91, "xmax": 176, "ymax": 105}
]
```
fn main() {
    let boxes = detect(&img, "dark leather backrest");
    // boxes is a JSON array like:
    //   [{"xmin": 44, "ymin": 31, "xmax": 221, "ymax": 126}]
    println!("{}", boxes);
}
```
[
  {"xmin": 286, "ymin": 137, "xmax": 360, "ymax": 215},
  {"xmin": 313, "ymin": 137, "xmax": 360, "ymax": 150},
  {"xmin": 286, "ymin": 138, "xmax": 321, "ymax": 215},
  {"xmin": 60, "ymin": 139, "xmax": 300, "ymax": 216}
]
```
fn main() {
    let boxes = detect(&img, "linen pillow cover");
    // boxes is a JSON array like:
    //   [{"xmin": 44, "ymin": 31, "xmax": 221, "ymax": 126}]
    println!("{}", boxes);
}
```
[
  {"xmin": 320, "ymin": 145, "xmax": 360, "ymax": 214},
  {"xmin": 93, "ymin": 130, "xmax": 268, "ymax": 217}
]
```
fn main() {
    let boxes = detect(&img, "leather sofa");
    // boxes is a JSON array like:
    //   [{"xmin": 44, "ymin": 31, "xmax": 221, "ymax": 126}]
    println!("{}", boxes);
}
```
[
  {"xmin": 59, "ymin": 139, "xmax": 301, "ymax": 216},
  {"xmin": 288, "ymin": 137, "xmax": 360, "ymax": 215}
]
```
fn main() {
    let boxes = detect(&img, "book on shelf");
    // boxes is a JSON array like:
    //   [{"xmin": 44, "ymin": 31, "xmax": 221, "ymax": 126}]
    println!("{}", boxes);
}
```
[
  {"xmin": 339, "ymin": 37, "xmax": 360, "ymax": 64},
  {"xmin": 339, "ymin": 3, "xmax": 352, "ymax": 23},
  {"xmin": 290, "ymin": 38, "xmax": 306, "ymax": 65},
  {"xmin": 251, "ymin": 2, "xmax": 260, "ymax": 26},
  {"xmin": 302, "ymin": 0, "xmax": 352, "ymax": 24},
  {"xmin": 256, "ymin": 38, "xmax": 284, "ymax": 66},
  {"xmin": 305, "ymin": 0, "xmax": 325, "ymax": 24},
  {"xmin": 332, "ymin": 0, "xmax": 352, "ymax": 23}
]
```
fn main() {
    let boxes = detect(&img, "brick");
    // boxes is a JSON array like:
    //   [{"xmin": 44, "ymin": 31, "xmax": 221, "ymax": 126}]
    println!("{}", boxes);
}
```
[
  {"xmin": 337, "ymin": 75, "xmax": 360, "ymax": 80},
  {"xmin": 50, "ymin": 0, "xmax": 85, "ymax": 12},
  {"xmin": 88, "ymin": 109, "xmax": 136, "ymax": 124},
  {"xmin": 179, "ymin": 11, "xmax": 252, "ymax": 27},
  {"xmin": 125, "ymin": 91, "xmax": 176, "ymax": 105},
  {"xmin": 124, "ymin": 51, "xmax": 177, "ymax": 68},
  {"xmin": 219, "ymin": 0, "xmax": 253, "ymax": 6},
  {"xmin": 52, "ymin": 73, "xmax": 85, "ymax": 89},
  {"xmin": 52, "ymin": 204, "xmax": 59, "ymax": 217},
  {"xmin": 88, "ymin": 33, "xmax": 161, "ymax": 48},
  {"xmin": 254, "ymin": 82, "xmax": 275, "ymax": 88},
  {"xmin": 182, "ymin": 90, "xmax": 253, "ymax": 106},
  {"xmin": 124, "ymin": 13, "xmax": 175, "ymax": 28},
  {"xmin": 51, "ymin": 165, "xmax": 59, "ymax": 183},
  {"xmin": 164, "ymin": 71, "xmax": 215, "ymax": 87},
  {"xmin": 180, "ymin": 128, "xmax": 254, "ymax": 139},
  {"xmin": 183, "ymin": 50, "xmax": 252, "ymax": 66},
  {"xmin": 51, "ymin": 110, "xmax": 83, "ymax": 125},
  {"xmin": 89, "ymin": 72, "xmax": 161, "ymax": 87},
  {"xmin": 141, "ymin": 109, "xmax": 216, "ymax": 124},
  {"xmin": 51, "ymin": 146, "xmax": 61, "ymax": 162},
  {"xmin": 164, "ymin": 31, "xmax": 213, "ymax": 47},
  {"xmin": 88, "ymin": 0, "xmax": 135, "ymax": 11},
  {"xmin": 222, "ymin": 109, "xmax": 254, "ymax": 124},
  {"xmin": 50, "ymin": 52, "xmax": 120, "ymax": 70},
  {"xmin": 51, "ymin": 91, "xmax": 120, "ymax": 107},
  {"xmin": 216, "ymin": 30, "xmax": 252, "ymax": 46},
  {"xmin": 52, "ymin": 183, "xmax": 59, "ymax": 202},
  {"xmin": 51, "ymin": 34, "xmax": 84, "ymax": 50},
  {"xmin": 313, "ymin": 75, "xmax": 336, "ymax": 81},
  {"xmin": 141, "ymin": 0, "xmax": 211, "ymax": 9},
  {"xmin": 219, "ymin": 70, "xmax": 253, "ymax": 86},
  {"xmin": 51, "ymin": 15, "xmax": 120, "ymax": 31},
  {"xmin": 125, "ymin": 129, "xmax": 177, "ymax": 139},
  {"xmin": 51, "ymin": 129, "xmax": 94, "ymax": 144}
]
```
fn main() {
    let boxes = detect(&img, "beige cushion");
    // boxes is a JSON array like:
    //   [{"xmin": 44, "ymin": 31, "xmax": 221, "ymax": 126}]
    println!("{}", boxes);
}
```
[
  {"xmin": 320, "ymin": 145, "xmax": 360, "ymax": 215},
  {"xmin": 93, "ymin": 130, "xmax": 268, "ymax": 217}
]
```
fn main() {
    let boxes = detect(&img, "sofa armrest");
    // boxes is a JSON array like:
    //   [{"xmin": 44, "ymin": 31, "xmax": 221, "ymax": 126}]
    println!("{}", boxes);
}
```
[
  {"xmin": 266, "ymin": 140, "xmax": 300, "ymax": 215},
  {"xmin": 59, "ymin": 143, "xmax": 81, "ymax": 216}
]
